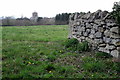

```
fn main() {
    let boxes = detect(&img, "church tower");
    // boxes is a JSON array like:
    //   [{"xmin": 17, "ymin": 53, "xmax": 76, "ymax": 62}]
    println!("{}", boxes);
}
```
[{"xmin": 30, "ymin": 12, "xmax": 38, "ymax": 22}]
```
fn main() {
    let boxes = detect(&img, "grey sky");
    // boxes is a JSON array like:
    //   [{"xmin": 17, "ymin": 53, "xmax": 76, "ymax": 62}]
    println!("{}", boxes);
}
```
[{"xmin": 0, "ymin": 0, "xmax": 119, "ymax": 18}]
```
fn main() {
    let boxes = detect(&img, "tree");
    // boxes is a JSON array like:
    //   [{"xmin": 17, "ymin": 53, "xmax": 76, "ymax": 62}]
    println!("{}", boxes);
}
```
[
  {"xmin": 111, "ymin": 1, "xmax": 120, "ymax": 24},
  {"xmin": 111, "ymin": 1, "xmax": 120, "ymax": 34}
]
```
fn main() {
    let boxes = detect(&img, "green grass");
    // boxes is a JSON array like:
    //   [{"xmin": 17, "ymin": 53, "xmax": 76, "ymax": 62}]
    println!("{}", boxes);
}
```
[
  {"xmin": 2, "ymin": 25, "xmax": 120, "ymax": 78},
  {"xmin": 2, "ymin": 25, "xmax": 67, "ymax": 42}
]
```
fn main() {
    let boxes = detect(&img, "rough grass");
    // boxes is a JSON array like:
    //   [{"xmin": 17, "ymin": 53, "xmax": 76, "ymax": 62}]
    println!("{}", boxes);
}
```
[{"xmin": 2, "ymin": 25, "xmax": 120, "ymax": 78}]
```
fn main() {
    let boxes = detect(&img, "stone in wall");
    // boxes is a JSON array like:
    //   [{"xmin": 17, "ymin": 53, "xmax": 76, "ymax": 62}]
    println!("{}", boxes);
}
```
[
  {"xmin": 91, "ymin": 29, "xmax": 96, "ymax": 34},
  {"xmin": 103, "ymin": 37, "xmax": 111, "ymax": 43},
  {"xmin": 98, "ymin": 47, "xmax": 110, "ymax": 53},
  {"xmin": 111, "ymin": 39, "xmax": 120, "ymax": 46},
  {"xmin": 79, "ymin": 27, "xmax": 85, "ymax": 32},
  {"xmin": 110, "ymin": 27, "xmax": 119, "ymax": 34},
  {"xmin": 110, "ymin": 33, "xmax": 120, "ymax": 38},
  {"xmin": 79, "ymin": 32, "xmax": 82, "ymax": 36},
  {"xmin": 117, "ymin": 47, "xmax": 120, "ymax": 52},
  {"xmin": 76, "ymin": 22, "xmax": 80, "ymax": 25},
  {"xmin": 80, "ymin": 36, "xmax": 85, "ymax": 40},
  {"xmin": 95, "ymin": 32, "xmax": 102, "ymax": 38},
  {"xmin": 85, "ymin": 37, "xmax": 94, "ymax": 43},
  {"xmin": 89, "ymin": 34, "xmax": 94, "ymax": 39},
  {"xmin": 81, "ymin": 13, "xmax": 91, "ymax": 19},
  {"xmin": 86, "ymin": 29, "xmax": 91, "ymax": 33},
  {"xmin": 93, "ymin": 10, "xmax": 102, "ymax": 19},
  {"xmin": 83, "ymin": 32, "xmax": 88, "ymax": 37},
  {"xmin": 99, "ymin": 43, "xmax": 106, "ymax": 47},
  {"xmin": 94, "ymin": 20, "xmax": 101, "ymax": 24},
  {"xmin": 111, "ymin": 50, "xmax": 119, "ymax": 58},
  {"xmin": 93, "ymin": 24, "xmax": 99, "ymax": 31},
  {"xmin": 94, "ymin": 39, "xmax": 103, "ymax": 44},
  {"xmin": 104, "ymin": 30, "xmax": 111, "ymax": 37},
  {"xmin": 105, "ymin": 44, "xmax": 115, "ymax": 50},
  {"xmin": 98, "ymin": 27, "xmax": 105, "ymax": 32},
  {"xmin": 107, "ymin": 23, "xmax": 117, "ymax": 27},
  {"xmin": 101, "ymin": 11, "xmax": 109, "ymax": 19},
  {"xmin": 86, "ymin": 23, "xmax": 92, "ymax": 28},
  {"xmin": 116, "ymin": 41, "xmax": 120, "ymax": 47}
]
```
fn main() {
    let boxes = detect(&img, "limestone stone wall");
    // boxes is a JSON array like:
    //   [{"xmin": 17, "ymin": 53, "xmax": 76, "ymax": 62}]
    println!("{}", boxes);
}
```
[{"xmin": 69, "ymin": 10, "xmax": 120, "ymax": 58}]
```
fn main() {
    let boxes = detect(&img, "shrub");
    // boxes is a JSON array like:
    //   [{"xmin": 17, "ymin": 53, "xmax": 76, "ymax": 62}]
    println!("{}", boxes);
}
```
[
  {"xmin": 77, "ymin": 41, "xmax": 89, "ymax": 52},
  {"xmin": 64, "ymin": 38, "xmax": 89, "ymax": 52},
  {"xmin": 64, "ymin": 38, "xmax": 79, "ymax": 48},
  {"xmin": 111, "ymin": 1, "xmax": 120, "ymax": 24}
]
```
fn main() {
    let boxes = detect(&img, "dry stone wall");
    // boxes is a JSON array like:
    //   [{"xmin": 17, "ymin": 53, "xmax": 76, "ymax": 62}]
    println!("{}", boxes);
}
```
[{"xmin": 69, "ymin": 10, "xmax": 120, "ymax": 58}]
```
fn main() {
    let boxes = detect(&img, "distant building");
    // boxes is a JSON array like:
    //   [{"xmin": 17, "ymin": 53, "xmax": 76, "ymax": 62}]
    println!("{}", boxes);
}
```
[{"xmin": 30, "ymin": 12, "xmax": 38, "ymax": 22}]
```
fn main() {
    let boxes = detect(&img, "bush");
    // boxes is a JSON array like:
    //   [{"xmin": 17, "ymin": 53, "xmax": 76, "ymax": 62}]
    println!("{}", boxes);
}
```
[
  {"xmin": 111, "ymin": 1, "xmax": 120, "ymax": 24},
  {"xmin": 64, "ymin": 38, "xmax": 79, "ymax": 48},
  {"xmin": 77, "ymin": 41, "xmax": 89, "ymax": 52},
  {"xmin": 64, "ymin": 38, "xmax": 89, "ymax": 52}
]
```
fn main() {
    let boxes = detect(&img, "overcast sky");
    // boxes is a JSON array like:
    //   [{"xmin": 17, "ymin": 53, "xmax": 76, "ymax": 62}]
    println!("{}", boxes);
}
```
[{"xmin": 0, "ymin": 0, "xmax": 119, "ymax": 18}]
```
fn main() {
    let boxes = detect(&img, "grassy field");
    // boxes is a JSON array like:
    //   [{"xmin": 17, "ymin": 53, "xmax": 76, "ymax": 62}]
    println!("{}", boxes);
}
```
[{"xmin": 2, "ymin": 25, "xmax": 120, "ymax": 78}]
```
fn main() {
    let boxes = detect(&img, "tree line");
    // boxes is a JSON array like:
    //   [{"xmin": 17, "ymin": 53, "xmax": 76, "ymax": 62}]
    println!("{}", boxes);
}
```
[
  {"xmin": 55, "ymin": 13, "xmax": 71, "ymax": 25},
  {"xmin": 1, "ymin": 13, "xmax": 72, "ymax": 26}
]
